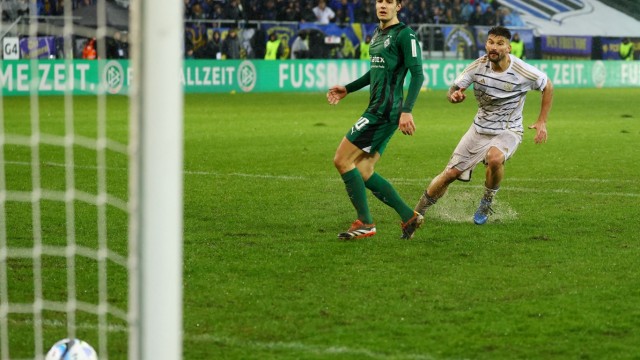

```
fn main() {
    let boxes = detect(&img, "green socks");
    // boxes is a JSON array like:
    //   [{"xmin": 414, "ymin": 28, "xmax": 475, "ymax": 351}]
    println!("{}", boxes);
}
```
[
  {"xmin": 364, "ymin": 172, "xmax": 415, "ymax": 222},
  {"xmin": 341, "ymin": 168, "xmax": 373, "ymax": 224}
]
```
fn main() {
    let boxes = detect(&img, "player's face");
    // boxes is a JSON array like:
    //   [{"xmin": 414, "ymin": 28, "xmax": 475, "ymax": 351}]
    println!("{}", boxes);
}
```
[
  {"xmin": 485, "ymin": 34, "xmax": 511, "ymax": 63},
  {"xmin": 376, "ymin": 0, "xmax": 401, "ymax": 23}
]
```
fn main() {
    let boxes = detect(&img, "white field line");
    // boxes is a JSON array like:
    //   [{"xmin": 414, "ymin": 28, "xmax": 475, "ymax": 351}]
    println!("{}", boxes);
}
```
[
  {"xmin": 13, "ymin": 319, "xmax": 437, "ymax": 360},
  {"xmin": 189, "ymin": 333, "xmax": 438, "ymax": 360},
  {"xmin": 3, "ymin": 161, "xmax": 639, "ymax": 198}
]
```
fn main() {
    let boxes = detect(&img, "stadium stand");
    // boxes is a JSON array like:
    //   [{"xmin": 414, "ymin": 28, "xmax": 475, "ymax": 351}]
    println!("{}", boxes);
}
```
[
  {"xmin": 496, "ymin": 0, "xmax": 584, "ymax": 20},
  {"xmin": 1, "ymin": 0, "xmax": 638, "ymax": 59},
  {"xmin": 598, "ymin": 0, "xmax": 640, "ymax": 20}
]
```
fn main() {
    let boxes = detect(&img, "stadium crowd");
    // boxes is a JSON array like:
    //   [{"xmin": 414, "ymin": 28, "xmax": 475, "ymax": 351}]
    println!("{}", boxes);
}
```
[
  {"xmin": 180, "ymin": 0, "xmax": 525, "ymax": 60},
  {"xmin": 2, "ymin": 0, "xmax": 97, "ymax": 19},
  {"xmin": 184, "ymin": 0, "xmax": 525, "ymax": 27},
  {"xmin": 3, "ymin": 0, "xmax": 524, "ymax": 27},
  {"xmin": 2, "ymin": 0, "xmax": 527, "ymax": 60}
]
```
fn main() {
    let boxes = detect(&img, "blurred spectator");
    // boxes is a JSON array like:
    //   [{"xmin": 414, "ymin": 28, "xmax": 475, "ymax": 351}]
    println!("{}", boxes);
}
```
[
  {"xmin": 619, "ymin": 37, "xmax": 634, "ymax": 61},
  {"xmin": 291, "ymin": 30, "xmax": 310, "ymax": 58},
  {"xmin": 185, "ymin": 22, "xmax": 208, "ymax": 57},
  {"xmin": 82, "ymin": 38, "xmax": 97, "ymax": 59},
  {"xmin": 40, "ymin": 0, "xmax": 56, "ymax": 16},
  {"xmin": 500, "ymin": 7, "xmax": 525, "ymax": 27},
  {"xmin": 183, "ymin": 0, "xmax": 195, "ymax": 19},
  {"xmin": 431, "ymin": 6, "xmax": 445, "ymax": 24},
  {"xmin": 107, "ymin": 31, "xmax": 128, "ymax": 58},
  {"xmin": 300, "ymin": 1, "xmax": 317, "ymax": 22},
  {"xmin": 355, "ymin": 1, "xmax": 375, "ymax": 23},
  {"xmin": 211, "ymin": 3, "xmax": 224, "ymax": 19},
  {"xmin": 482, "ymin": 5, "xmax": 497, "ymax": 26},
  {"xmin": 334, "ymin": 7, "xmax": 346, "ymax": 25},
  {"xmin": 444, "ymin": 7, "xmax": 461, "ymax": 24},
  {"xmin": 451, "ymin": 0, "xmax": 463, "ymax": 20},
  {"xmin": 413, "ymin": 0, "xmax": 430, "ymax": 24},
  {"xmin": 208, "ymin": 30, "xmax": 222, "ymax": 59},
  {"xmin": 282, "ymin": 1, "xmax": 301, "ymax": 21},
  {"xmin": 355, "ymin": 34, "xmax": 370, "ymax": 59},
  {"xmin": 313, "ymin": 0, "xmax": 335, "ymax": 24},
  {"xmin": 459, "ymin": 0, "xmax": 474, "ymax": 23},
  {"xmin": 222, "ymin": 28, "xmax": 242, "ymax": 59},
  {"xmin": 194, "ymin": 30, "xmax": 222, "ymax": 59},
  {"xmin": 55, "ymin": 0, "xmax": 64, "ymax": 14},
  {"xmin": 245, "ymin": 0, "xmax": 260, "ymax": 20},
  {"xmin": 200, "ymin": 0, "xmax": 215, "ymax": 18},
  {"xmin": 477, "ymin": 0, "xmax": 490, "ymax": 13},
  {"xmin": 262, "ymin": 0, "xmax": 278, "ymax": 20},
  {"xmin": 467, "ymin": 3, "xmax": 483, "ymax": 26},
  {"xmin": 264, "ymin": 32, "xmax": 283, "ymax": 59},
  {"xmin": 332, "ymin": 0, "xmax": 359, "ymax": 24},
  {"xmin": 225, "ymin": 0, "xmax": 245, "ymax": 21},
  {"xmin": 398, "ymin": 2, "xmax": 411, "ymax": 24},
  {"xmin": 329, "ymin": 33, "xmax": 354, "ymax": 58},
  {"xmin": 191, "ymin": 2, "xmax": 208, "ymax": 20},
  {"xmin": 510, "ymin": 32, "xmax": 525, "ymax": 59}
]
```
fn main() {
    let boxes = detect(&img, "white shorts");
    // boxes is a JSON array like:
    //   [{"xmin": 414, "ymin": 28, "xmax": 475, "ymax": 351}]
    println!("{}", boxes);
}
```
[{"xmin": 447, "ymin": 125, "xmax": 522, "ymax": 181}]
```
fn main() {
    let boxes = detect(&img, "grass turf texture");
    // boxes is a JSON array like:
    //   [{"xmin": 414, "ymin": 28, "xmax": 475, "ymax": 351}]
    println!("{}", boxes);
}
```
[{"xmin": 3, "ymin": 88, "xmax": 640, "ymax": 359}]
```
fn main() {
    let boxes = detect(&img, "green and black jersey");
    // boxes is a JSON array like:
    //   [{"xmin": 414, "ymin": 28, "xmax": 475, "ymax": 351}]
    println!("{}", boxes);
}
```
[{"xmin": 345, "ymin": 22, "xmax": 424, "ymax": 122}]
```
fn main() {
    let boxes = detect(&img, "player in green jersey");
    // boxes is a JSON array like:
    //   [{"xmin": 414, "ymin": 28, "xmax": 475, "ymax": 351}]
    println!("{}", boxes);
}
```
[{"xmin": 327, "ymin": 0, "xmax": 425, "ymax": 240}]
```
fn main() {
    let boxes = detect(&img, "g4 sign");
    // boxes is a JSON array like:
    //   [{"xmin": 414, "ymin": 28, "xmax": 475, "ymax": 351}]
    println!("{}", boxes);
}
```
[{"xmin": 3, "ymin": 37, "xmax": 19, "ymax": 60}]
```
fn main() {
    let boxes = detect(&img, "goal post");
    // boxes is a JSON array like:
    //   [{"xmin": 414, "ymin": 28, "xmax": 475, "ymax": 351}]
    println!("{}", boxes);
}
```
[
  {"xmin": 0, "ymin": 0, "xmax": 184, "ymax": 358},
  {"xmin": 129, "ymin": 1, "xmax": 184, "ymax": 360}
]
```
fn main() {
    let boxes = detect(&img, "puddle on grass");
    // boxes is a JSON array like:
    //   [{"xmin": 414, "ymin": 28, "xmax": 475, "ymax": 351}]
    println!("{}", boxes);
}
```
[{"xmin": 427, "ymin": 188, "xmax": 519, "ymax": 223}]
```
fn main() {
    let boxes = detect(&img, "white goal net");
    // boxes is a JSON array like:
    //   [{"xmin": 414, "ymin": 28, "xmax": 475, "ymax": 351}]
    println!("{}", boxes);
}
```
[{"xmin": 0, "ymin": 0, "xmax": 183, "ymax": 359}]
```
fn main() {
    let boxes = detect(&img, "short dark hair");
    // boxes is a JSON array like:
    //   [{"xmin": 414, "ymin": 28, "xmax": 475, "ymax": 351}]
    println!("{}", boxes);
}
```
[{"xmin": 488, "ymin": 26, "xmax": 512, "ymax": 41}]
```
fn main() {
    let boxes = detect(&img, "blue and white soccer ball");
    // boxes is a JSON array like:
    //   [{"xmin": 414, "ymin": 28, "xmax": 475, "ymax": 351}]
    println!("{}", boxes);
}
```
[{"xmin": 45, "ymin": 338, "xmax": 98, "ymax": 360}]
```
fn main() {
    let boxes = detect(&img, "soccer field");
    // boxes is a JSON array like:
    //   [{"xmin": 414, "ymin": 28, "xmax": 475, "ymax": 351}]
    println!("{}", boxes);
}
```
[{"xmin": 3, "ymin": 88, "xmax": 640, "ymax": 359}]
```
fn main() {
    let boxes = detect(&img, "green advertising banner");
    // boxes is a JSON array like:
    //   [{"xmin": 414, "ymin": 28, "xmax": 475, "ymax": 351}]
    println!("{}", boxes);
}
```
[
  {"xmin": 0, "ymin": 60, "xmax": 130, "ymax": 95},
  {"xmin": 1, "ymin": 59, "xmax": 639, "ymax": 96}
]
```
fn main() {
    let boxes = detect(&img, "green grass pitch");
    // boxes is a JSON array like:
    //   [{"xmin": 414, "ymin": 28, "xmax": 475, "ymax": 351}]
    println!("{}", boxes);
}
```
[{"xmin": 2, "ymin": 88, "xmax": 640, "ymax": 359}]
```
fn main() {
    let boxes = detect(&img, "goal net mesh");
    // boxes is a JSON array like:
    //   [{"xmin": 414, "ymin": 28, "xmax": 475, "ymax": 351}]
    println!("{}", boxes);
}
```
[{"xmin": 1, "ymin": 0, "xmax": 141, "ymax": 359}]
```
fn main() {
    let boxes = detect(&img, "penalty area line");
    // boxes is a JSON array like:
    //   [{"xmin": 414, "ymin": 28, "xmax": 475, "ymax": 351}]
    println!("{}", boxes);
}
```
[
  {"xmin": 190, "ymin": 333, "xmax": 437, "ymax": 360},
  {"xmin": 5, "ymin": 161, "xmax": 639, "ymax": 198}
]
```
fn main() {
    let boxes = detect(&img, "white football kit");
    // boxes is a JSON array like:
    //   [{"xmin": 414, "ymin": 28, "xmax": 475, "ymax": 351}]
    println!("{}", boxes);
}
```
[
  {"xmin": 448, "ymin": 54, "xmax": 549, "ymax": 181},
  {"xmin": 456, "ymin": 54, "xmax": 548, "ymax": 135}
]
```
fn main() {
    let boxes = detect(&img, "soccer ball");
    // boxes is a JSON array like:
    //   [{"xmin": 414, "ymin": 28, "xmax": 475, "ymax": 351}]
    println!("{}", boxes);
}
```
[{"xmin": 45, "ymin": 338, "xmax": 98, "ymax": 360}]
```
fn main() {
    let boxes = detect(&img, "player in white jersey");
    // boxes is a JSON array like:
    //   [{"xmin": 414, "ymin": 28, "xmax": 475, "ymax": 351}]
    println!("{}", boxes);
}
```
[{"xmin": 407, "ymin": 26, "xmax": 554, "ymax": 234}]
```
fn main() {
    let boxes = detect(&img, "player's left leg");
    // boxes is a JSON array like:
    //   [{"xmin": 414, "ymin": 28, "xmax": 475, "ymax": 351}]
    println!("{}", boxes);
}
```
[
  {"xmin": 364, "ymin": 171, "xmax": 422, "ymax": 233},
  {"xmin": 474, "ymin": 146, "xmax": 504, "ymax": 225},
  {"xmin": 356, "ymin": 154, "xmax": 421, "ymax": 239},
  {"xmin": 473, "ymin": 130, "xmax": 522, "ymax": 225},
  {"xmin": 365, "ymin": 172, "xmax": 423, "ymax": 239}
]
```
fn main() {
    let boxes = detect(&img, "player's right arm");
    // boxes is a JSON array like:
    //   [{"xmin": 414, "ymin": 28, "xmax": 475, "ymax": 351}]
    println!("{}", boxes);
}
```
[
  {"xmin": 327, "ymin": 71, "xmax": 371, "ymax": 105},
  {"xmin": 447, "ymin": 57, "xmax": 482, "ymax": 104},
  {"xmin": 327, "ymin": 85, "xmax": 347, "ymax": 105},
  {"xmin": 447, "ymin": 85, "xmax": 466, "ymax": 103}
]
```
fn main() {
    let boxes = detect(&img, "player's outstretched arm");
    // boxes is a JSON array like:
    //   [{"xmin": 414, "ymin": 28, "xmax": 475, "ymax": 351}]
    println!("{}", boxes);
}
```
[
  {"xmin": 447, "ymin": 85, "xmax": 466, "ymax": 104},
  {"xmin": 528, "ymin": 79, "xmax": 554, "ymax": 144},
  {"xmin": 327, "ymin": 85, "xmax": 348, "ymax": 105}
]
